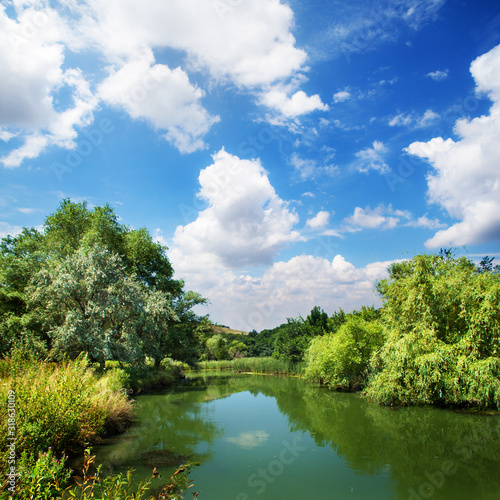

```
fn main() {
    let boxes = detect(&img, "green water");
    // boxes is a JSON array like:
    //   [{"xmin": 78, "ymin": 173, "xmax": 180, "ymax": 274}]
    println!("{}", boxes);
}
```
[{"xmin": 95, "ymin": 373, "xmax": 500, "ymax": 500}]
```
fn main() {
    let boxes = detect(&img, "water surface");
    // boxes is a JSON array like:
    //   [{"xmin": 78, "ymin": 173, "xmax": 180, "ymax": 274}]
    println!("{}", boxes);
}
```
[{"xmin": 95, "ymin": 373, "xmax": 500, "ymax": 500}]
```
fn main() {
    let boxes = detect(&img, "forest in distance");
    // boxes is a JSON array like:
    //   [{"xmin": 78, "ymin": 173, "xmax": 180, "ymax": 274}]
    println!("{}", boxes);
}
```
[{"xmin": 1, "ymin": 199, "xmax": 499, "ymax": 499}]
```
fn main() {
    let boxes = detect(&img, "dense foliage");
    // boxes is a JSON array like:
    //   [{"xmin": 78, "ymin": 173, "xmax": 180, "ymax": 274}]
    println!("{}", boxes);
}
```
[
  {"xmin": 0, "ymin": 199, "xmax": 207, "ymax": 365},
  {"xmin": 304, "ymin": 317, "xmax": 384, "ymax": 390},
  {"xmin": 0, "ymin": 356, "xmax": 196, "ymax": 499},
  {"xmin": 365, "ymin": 253, "xmax": 500, "ymax": 408}
]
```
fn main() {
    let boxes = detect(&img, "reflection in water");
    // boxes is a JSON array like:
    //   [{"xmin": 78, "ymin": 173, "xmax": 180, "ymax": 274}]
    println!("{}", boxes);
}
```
[
  {"xmin": 95, "ymin": 375, "xmax": 236, "ymax": 475},
  {"xmin": 225, "ymin": 430, "xmax": 270, "ymax": 449},
  {"xmin": 95, "ymin": 373, "xmax": 500, "ymax": 500}
]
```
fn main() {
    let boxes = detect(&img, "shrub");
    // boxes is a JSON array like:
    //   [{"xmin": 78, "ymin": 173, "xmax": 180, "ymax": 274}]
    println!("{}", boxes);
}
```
[
  {"xmin": 7, "ymin": 355, "xmax": 106, "ymax": 457},
  {"xmin": 0, "ymin": 355, "xmax": 134, "ymax": 497},
  {"xmin": 304, "ymin": 317, "xmax": 385, "ymax": 390}
]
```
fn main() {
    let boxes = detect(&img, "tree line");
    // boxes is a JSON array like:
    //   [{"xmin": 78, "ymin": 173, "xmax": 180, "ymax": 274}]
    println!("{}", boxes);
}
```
[{"xmin": 1, "ymin": 200, "xmax": 499, "ymax": 409}]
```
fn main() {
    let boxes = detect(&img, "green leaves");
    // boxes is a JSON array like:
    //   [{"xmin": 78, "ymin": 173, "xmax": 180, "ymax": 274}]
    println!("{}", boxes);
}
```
[
  {"xmin": 304, "ymin": 317, "xmax": 384, "ymax": 390},
  {"xmin": 0, "ymin": 199, "xmax": 206, "ymax": 364},
  {"xmin": 367, "ymin": 252, "xmax": 500, "ymax": 408}
]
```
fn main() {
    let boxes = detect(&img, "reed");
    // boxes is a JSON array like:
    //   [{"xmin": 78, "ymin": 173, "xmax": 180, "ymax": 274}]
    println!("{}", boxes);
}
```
[{"xmin": 197, "ymin": 357, "xmax": 304, "ymax": 376}]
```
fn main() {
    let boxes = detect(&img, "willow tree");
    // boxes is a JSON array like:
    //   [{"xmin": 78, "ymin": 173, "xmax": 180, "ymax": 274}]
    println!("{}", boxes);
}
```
[{"xmin": 366, "ymin": 253, "xmax": 500, "ymax": 408}]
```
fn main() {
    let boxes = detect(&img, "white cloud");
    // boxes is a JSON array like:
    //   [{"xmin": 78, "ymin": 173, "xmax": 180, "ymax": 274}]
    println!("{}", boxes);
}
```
[
  {"xmin": 389, "ymin": 113, "xmax": 413, "ymax": 127},
  {"xmin": 344, "ymin": 206, "xmax": 388, "ymax": 230},
  {"xmin": 0, "ymin": 131, "xmax": 16, "ymax": 142},
  {"xmin": 333, "ymin": 90, "xmax": 351, "ymax": 103},
  {"xmin": 343, "ymin": 205, "xmax": 410, "ymax": 231},
  {"xmin": 354, "ymin": 141, "xmax": 389, "ymax": 174},
  {"xmin": 170, "ymin": 149, "xmax": 301, "ymax": 271},
  {"xmin": 0, "ymin": 6, "xmax": 98, "ymax": 167},
  {"xmin": 306, "ymin": 211, "xmax": 330, "ymax": 229},
  {"xmin": 405, "ymin": 214, "xmax": 446, "ymax": 230},
  {"xmin": 290, "ymin": 153, "xmax": 338, "ymax": 181},
  {"xmin": 0, "ymin": 222, "xmax": 23, "ymax": 239},
  {"xmin": 1, "ymin": 0, "xmax": 317, "ymax": 165},
  {"xmin": 152, "ymin": 228, "xmax": 169, "ymax": 247},
  {"xmin": 17, "ymin": 207, "xmax": 36, "ymax": 215},
  {"xmin": 174, "ymin": 253, "xmax": 397, "ymax": 331},
  {"xmin": 426, "ymin": 69, "xmax": 449, "ymax": 81},
  {"xmin": 98, "ymin": 56, "xmax": 219, "ymax": 153},
  {"xmin": 260, "ymin": 89, "xmax": 328, "ymax": 117},
  {"xmin": 389, "ymin": 109, "xmax": 439, "ymax": 128},
  {"xmin": 418, "ymin": 109, "xmax": 440, "ymax": 127},
  {"xmin": 406, "ymin": 43, "xmax": 500, "ymax": 247}
]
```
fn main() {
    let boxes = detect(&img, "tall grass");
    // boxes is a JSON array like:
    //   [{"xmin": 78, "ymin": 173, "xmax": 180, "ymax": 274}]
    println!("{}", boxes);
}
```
[
  {"xmin": 0, "ymin": 355, "xmax": 193, "ymax": 498},
  {"xmin": 197, "ymin": 357, "xmax": 304, "ymax": 376},
  {"xmin": 0, "ymin": 355, "xmax": 134, "ymax": 496}
]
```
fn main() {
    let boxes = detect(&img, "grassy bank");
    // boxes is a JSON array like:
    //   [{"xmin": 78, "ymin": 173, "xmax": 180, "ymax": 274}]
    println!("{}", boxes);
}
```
[
  {"xmin": 0, "ymin": 355, "xmax": 193, "ymax": 499},
  {"xmin": 197, "ymin": 356, "xmax": 304, "ymax": 376}
]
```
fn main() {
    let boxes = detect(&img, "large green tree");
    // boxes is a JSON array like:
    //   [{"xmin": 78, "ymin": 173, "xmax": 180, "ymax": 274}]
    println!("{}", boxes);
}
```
[
  {"xmin": 27, "ymin": 244, "xmax": 175, "ymax": 367},
  {"xmin": 0, "ymin": 199, "xmax": 205, "ymax": 364},
  {"xmin": 273, "ymin": 317, "xmax": 314, "ymax": 363},
  {"xmin": 366, "ymin": 253, "xmax": 500, "ymax": 408}
]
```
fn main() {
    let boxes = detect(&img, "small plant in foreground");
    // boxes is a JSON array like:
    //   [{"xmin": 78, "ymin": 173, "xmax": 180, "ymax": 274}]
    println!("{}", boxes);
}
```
[
  {"xmin": 65, "ymin": 449, "xmax": 199, "ymax": 500},
  {"xmin": 16, "ymin": 449, "xmax": 72, "ymax": 500}
]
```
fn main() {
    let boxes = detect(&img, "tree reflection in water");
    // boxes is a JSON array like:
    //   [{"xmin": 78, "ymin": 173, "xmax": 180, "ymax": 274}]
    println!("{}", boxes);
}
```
[{"xmin": 96, "ymin": 373, "xmax": 500, "ymax": 499}]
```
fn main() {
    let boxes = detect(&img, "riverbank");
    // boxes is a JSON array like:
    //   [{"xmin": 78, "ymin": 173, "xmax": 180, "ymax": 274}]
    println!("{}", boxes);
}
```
[
  {"xmin": 0, "ymin": 355, "xmax": 194, "ymax": 499},
  {"xmin": 196, "ymin": 357, "xmax": 500, "ymax": 414}
]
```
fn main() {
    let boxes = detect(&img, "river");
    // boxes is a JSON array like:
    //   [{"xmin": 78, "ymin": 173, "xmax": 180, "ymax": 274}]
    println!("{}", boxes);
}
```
[{"xmin": 95, "ymin": 373, "xmax": 500, "ymax": 500}]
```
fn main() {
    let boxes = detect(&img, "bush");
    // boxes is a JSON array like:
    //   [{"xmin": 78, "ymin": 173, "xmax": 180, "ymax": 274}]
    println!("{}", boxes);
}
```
[
  {"xmin": 16, "ymin": 449, "xmax": 72, "ymax": 500},
  {"xmin": 6, "ymin": 355, "xmax": 106, "ymax": 458},
  {"xmin": 304, "ymin": 317, "xmax": 384, "ymax": 390},
  {"xmin": 0, "ymin": 355, "xmax": 134, "ymax": 497}
]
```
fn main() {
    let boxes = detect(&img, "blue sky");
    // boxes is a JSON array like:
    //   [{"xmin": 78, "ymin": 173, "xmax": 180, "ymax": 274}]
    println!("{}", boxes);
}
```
[{"xmin": 1, "ymin": 0, "xmax": 500, "ymax": 330}]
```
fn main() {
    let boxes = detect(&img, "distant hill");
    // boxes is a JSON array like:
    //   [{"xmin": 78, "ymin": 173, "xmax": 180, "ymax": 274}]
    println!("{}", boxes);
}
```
[{"xmin": 210, "ymin": 325, "xmax": 248, "ymax": 336}]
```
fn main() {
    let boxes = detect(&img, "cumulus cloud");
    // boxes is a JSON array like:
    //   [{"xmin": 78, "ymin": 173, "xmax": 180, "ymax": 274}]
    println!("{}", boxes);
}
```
[
  {"xmin": 0, "ymin": 6, "xmax": 98, "ymax": 167},
  {"xmin": 306, "ymin": 211, "xmax": 331, "ymax": 229},
  {"xmin": 164, "ymin": 150, "xmax": 400, "ymax": 329},
  {"xmin": 354, "ymin": 141, "xmax": 389, "ymax": 174},
  {"xmin": 426, "ymin": 69, "xmax": 449, "ymax": 81},
  {"xmin": 1, "ymin": 0, "xmax": 320, "ymax": 165},
  {"xmin": 406, "ymin": 43, "xmax": 500, "ymax": 247},
  {"xmin": 175, "ymin": 253, "xmax": 397, "ymax": 331},
  {"xmin": 260, "ymin": 89, "xmax": 328, "ymax": 117},
  {"xmin": 98, "ymin": 56, "xmax": 219, "ymax": 153},
  {"xmin": 170, "ymin": 149, "xmax": 301, "ymax": 271}
]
